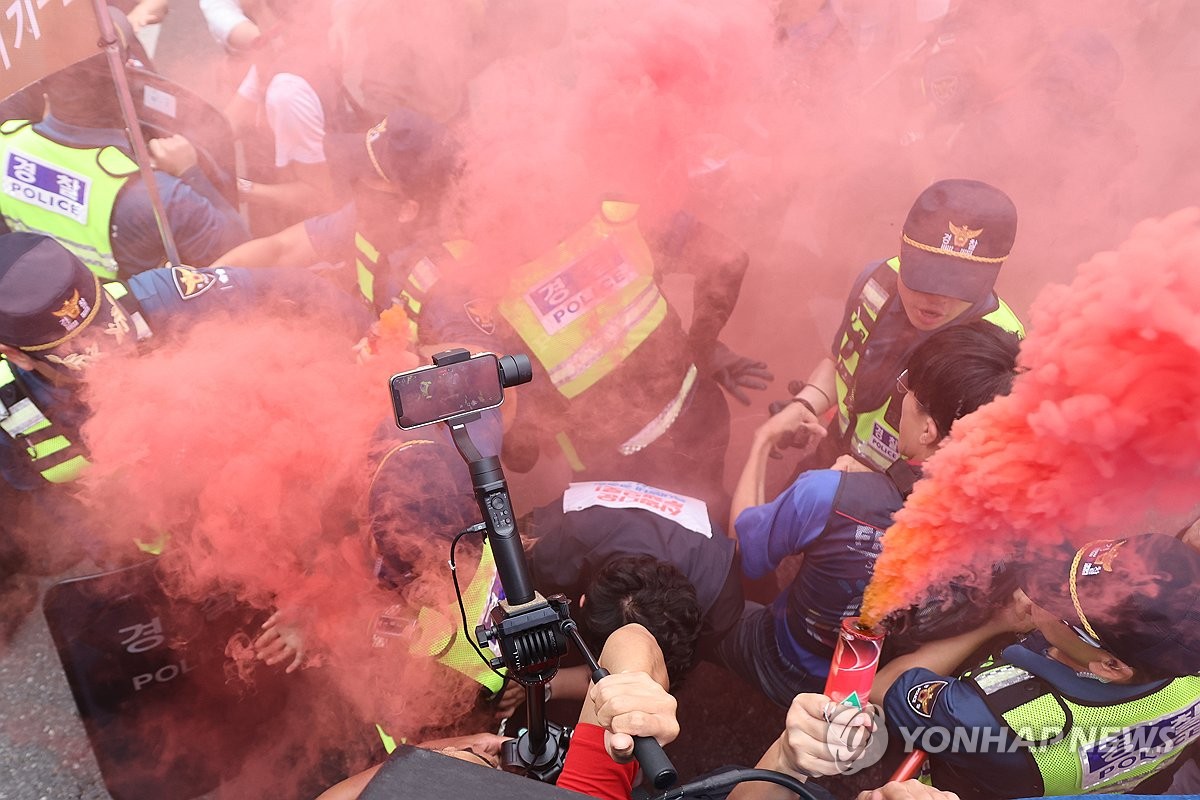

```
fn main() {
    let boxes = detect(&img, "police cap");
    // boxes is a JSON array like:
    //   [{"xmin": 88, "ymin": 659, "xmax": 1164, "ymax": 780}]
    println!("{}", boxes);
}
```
[
  {"xmin": 1021, "ymin": 534, "xmax": 1200, "ymax": 680},
  {"xmin": 0, "ymin": 232, "xmax": 104, "ymax": 351},
  {"xmin": 899, "ymin": 179, "xmax": 1017, "ymax": 304},
  {"xmin": 327, "ymin": 108, "xmax": 459, "ymax": 196}
]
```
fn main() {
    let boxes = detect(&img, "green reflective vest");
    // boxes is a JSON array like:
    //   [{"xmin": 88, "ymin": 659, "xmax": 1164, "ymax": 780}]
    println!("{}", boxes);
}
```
[
  {"xmin": 834, "ymin": 257, "xmax": 1024, "ymax": 470},
  {"xmin": 0, "ymin": 357, "xmax": 90, "ymax": 484},
  {"xmin": 368, "ymin": 438, "xmax": 506, "ymax": 695},
  {"xmin": 375, "ymin": 535, "xmax": 507, "ymax": 754},
  {"xmin": 0, "ymin": 279, "xmax": 154, "ymax": 486},
  {"xmin": 967, "ymin": 656, "xmax": 1200, "ymax": 795},
  {"xmin": 0, "ymin": 120, "xmax": 138, "ymax": 280},
  {"xmin": 498, "ymin": 201, "xmax": 668, "ymax": 400},
  {"xmin": 354, "ymin": 232, "xmax": 468, "ymax": 348}
]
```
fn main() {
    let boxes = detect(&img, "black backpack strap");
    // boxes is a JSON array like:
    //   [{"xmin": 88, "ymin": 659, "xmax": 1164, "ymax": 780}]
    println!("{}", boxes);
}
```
[{"xmin": 884, "ymin": 459, "xmax": 921, "ymax": 498}]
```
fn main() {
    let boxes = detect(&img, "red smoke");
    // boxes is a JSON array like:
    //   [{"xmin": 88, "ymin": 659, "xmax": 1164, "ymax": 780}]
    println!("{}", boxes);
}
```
[
  {"xmin": 863, "ymin": 207, "xmax": 1200, "ymax": 625},
  {"xmin": 74, "ymin": 314, "xmax": 487, "ymax": 792},
  {"xmin": 458, "ymin": 0, "xmax": 779, "ymax": 268},
  {"xmin": 19, "ymin": 0, "xmax": 1199, "ymax": 789}
]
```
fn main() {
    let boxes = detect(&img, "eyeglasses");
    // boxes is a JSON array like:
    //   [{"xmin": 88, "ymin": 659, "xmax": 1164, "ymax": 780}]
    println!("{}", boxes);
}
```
[
  {"xmin": 1060, "ymin": 617, "xmax": 1104, "ymax": 649},
  {"xmin": 896, "ymin": 369, "xmax": 927, "ymax": 411}
]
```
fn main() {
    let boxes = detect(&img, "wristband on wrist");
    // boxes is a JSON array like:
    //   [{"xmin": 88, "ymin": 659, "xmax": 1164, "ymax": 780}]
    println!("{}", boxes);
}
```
[
  {"xmin": 807, "ymin": 383, "xmax": 833, "ymax": 408},
  {"xmin": 237, "ymin": 177, "xmax": 253, "ymax": 194},
  {"xmin": 794, "ymin": 381, "xmax": 832, "ymax": 415},
  {"xmin": 792, "ymin": 396, "xmax": 817, "ymax": 416}
]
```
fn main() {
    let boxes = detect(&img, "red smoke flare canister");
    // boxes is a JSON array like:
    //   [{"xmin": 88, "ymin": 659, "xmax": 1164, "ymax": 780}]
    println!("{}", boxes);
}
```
[{"xmin": 823, "ymin": 617, "xmax": 885, "ymax": 706}]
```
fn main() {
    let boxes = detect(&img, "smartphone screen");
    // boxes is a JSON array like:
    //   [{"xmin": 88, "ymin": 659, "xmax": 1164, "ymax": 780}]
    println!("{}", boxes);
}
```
[{"xmin": 390, "ymin": 353, "xmax": 505, "ymax": 429}]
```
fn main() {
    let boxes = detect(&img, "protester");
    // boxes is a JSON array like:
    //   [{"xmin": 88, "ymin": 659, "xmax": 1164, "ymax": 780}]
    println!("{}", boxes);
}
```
[
  {"xmin": 721, "ymin": 322, "xmax": 1020, "ymax": 707},
  {"xmin": 512, "ymin": 479, "xmax": 742, "ymax": 703},
  {"xmin": 224, "ymin": 0, "xmax": 358, "ymax": 227},
  {"xmin": 199, "ymin": 0, "xmax": 263, "ymax": 52}
]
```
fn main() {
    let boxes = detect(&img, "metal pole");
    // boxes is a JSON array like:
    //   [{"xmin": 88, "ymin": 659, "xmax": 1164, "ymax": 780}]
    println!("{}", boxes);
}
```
[{"xmin": 89, "ymin": 1, "xmax": 181, "ymax": 266}]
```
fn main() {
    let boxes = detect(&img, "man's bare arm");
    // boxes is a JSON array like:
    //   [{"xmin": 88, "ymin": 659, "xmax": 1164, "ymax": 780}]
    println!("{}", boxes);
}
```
[{"xmin": 210, "ymin": 221, "xmax": 318, "ymax": 268}]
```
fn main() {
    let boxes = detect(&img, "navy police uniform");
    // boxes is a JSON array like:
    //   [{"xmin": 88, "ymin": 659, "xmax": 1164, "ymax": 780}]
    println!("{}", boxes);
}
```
[
  {"xmin": 886, "ymin": 635, "xmax": 1200, "ymax": 798},
  {"xmin": 0, "ymin": 233, "xmax": 369, "ymax": 492}
]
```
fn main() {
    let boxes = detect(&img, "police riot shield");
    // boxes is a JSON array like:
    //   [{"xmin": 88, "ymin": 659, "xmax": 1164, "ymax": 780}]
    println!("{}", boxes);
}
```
[
  {"xmin": 127, "ymin": 67, "xmax": 239, "ymax": 207},
  {"xmin": 42, "ymin": 559, "xmax": 286, "ymax": 800}
]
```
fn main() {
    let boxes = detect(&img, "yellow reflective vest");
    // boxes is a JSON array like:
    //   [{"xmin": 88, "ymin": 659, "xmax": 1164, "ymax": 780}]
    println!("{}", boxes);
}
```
[
  {"xmin": 498, "ymin": 201, "xmax": 668, "ymax": 399},
  {"xmin": 966, "ymin": 655, "xmax": 1200, "ymax": 795},
  {"xmin": 0, "ymin": 357, "xmax": 90, "ymax": 484},
  {"xmin": 354, "ymin": 231, "xmax": 468, "ymax": 341},
  {"xmin": 834, "ymin": 257, "xmax": 1023, "ymax": 470},
  {"xmin": 0, "ymin": 120, "xmax": 138, "ymax": 280}
]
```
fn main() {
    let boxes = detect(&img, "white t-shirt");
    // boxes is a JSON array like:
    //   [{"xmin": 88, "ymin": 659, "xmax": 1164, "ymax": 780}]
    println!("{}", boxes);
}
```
[
  {"xmin": 199, "ymin": 0, "xmax": 251, "ymax": 48},
  {"xmin": 237, "ymin": 66, "xmax": 327, "ymax": 168}
]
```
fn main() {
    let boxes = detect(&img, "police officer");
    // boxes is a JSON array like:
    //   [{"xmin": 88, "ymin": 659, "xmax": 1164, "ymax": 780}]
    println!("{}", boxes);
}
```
[
  {"xmin": 213, "ymin": 108, "xmax": 461, "ymax": 345},
  {"xmin": 0, "ymin": 55, "xmax": 249, "ymax": 280},
  {"xmin": 781, "ymin": 179, "xmax": 1024, "ymax": 472},
  {"xmin": 876, "ymin": 533, "xmax": 1200, "ymax": 798},
  {"xmin": 0, "ymin": 232, "xmax": 367, "ymax": 494},
  {"xmin": 480, "ymin": 203, "xmax": 771, "ymax": 511}
]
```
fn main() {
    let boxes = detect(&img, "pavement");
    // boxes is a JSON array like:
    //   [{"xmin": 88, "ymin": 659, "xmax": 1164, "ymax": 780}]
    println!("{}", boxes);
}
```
[{"xmin": 0, "ymin": 575, "xmax": 116, "ymax": 800}]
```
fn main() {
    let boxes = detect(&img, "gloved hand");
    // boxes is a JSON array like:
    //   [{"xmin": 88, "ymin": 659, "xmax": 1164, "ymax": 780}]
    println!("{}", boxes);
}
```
[{"xmin": 707, "ymin": 341, "xmax": 774, "ymax": 405}]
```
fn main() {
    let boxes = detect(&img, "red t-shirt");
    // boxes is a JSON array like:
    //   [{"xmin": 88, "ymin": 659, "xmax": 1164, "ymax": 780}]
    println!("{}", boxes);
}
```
[{"xmin": 557, "ymin": 722, "xmax": 640, "ymax": 800}]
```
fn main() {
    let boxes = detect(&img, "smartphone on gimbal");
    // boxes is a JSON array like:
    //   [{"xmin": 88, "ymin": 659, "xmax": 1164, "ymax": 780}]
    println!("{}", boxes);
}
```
[{"xmin": 389, "ymin": 352, "xmax": 506, "ymax": 430}]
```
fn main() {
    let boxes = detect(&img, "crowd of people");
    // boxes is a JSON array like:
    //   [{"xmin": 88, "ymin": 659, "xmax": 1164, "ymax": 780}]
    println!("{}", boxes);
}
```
[{"xmin": 1, "ymin": 2, "xmax": 1198, "ymax": 799}]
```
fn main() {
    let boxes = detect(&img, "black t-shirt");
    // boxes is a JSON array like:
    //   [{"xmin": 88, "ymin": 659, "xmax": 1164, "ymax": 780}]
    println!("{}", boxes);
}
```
[{"xmin": 525, "ymin": 497, "xmax": 742, "ymax": 654}]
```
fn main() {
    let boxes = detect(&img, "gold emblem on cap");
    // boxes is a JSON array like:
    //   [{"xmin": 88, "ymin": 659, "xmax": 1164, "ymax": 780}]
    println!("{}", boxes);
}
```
[
  {"xmin": 22, "ymin": 276, "xmax": 103, "ymax": 352},
  {"xmin": 1089, "ymin": 540, "xmax": 1125, "ymax": 573},
  {"xmin": 948, "ymin": 222, "xmax": 983, "ymax": 248},
  {"xmin": 52, "ymin": 289, "xmax": 85, "ymax": 320}
]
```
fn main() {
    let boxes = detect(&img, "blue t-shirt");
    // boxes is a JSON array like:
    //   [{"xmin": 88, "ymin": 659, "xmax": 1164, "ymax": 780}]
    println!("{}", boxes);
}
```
[
  {"xmin": 735, "ymin": 469, "xmax": 841, "ymax": 581},
  {"xmin": 304, "ymin": 202, "xmax": 356, "ymax": 266},
  {"xmin": 736, "ymin": 468, "xmax": 900, "ymax": 676}
]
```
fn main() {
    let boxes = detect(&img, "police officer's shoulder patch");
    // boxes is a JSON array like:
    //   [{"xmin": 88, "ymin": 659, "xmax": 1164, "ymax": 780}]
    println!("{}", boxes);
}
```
[
  {"xmin": 171, "ymin": 266, "xmax": 218, "ymax": 300},
  {"xmin": 464, "ymin": 298, "xmax": 496, "ymax": 336},
  {"xmin": 906, "ymin": 680, "xmax": 948, "ymax": 718}
]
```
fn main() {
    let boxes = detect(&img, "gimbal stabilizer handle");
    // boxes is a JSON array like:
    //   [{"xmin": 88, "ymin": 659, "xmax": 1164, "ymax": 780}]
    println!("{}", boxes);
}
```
[{"xmin": 563, "ymin": 623, "xmax": 678, "ymax": 790}]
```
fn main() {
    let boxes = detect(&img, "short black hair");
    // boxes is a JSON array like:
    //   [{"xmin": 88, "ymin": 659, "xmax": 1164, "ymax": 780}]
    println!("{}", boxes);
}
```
[
  {"xmin": 579, "ymin": 555, "xmax": 701, "ymax": 689},
  {"xmin": 907, "ymin": 321, "xmax": 1020, "ymax": 440}
]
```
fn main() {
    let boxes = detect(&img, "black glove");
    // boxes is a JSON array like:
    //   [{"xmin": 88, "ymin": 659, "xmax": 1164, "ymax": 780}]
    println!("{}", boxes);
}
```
[{"xmin": 707, "ymin": 342, "xmax": 774, "ymax": 405}]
